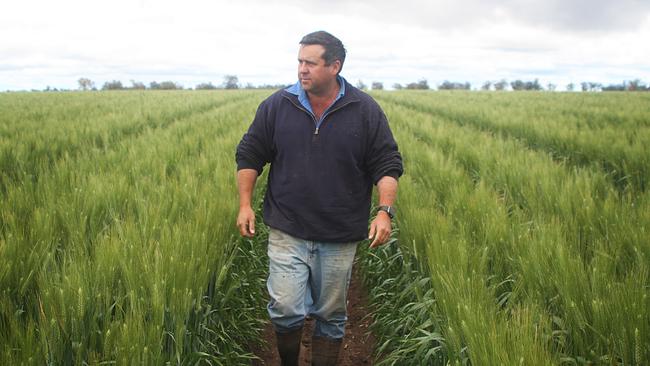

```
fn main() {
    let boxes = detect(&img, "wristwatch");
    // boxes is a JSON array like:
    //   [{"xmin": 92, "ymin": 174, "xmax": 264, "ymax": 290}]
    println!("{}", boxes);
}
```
[{"xmin": 377, "ymin": 205, "xmax": 395, "ymax": 219}]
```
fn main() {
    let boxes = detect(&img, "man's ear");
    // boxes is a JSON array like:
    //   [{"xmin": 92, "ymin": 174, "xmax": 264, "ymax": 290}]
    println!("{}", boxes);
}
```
[{"xmin": 331, "ymin": 60, "xmax": 342, "ymax": 75}]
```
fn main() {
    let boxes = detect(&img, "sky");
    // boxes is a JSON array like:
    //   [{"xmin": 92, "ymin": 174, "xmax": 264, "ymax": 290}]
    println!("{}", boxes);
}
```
[{"xmin": 1, "ymin": 0, "xmax": 650, "ymax": 91}]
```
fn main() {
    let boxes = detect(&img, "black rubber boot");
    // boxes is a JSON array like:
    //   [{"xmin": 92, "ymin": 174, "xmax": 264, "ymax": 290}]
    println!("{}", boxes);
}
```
[
  {"xmin": 276, "ymin": 327, "xmax": 303, "ymax": 366},
  {"xmin": 311, "ymin": 335, "xmax": 342, "ymax": 366}
]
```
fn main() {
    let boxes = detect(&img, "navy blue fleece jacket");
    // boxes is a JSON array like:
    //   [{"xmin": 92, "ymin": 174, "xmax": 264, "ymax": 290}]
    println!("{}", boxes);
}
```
[{"xmin": 236, "ymin": 79, "xmax": 403, "ymax": 242}]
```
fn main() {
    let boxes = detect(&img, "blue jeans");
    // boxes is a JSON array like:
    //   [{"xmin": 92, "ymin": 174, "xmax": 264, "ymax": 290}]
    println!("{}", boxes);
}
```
[{"xmin": 267, "ymin": 228, "xmax": 358, "ymax": 339}]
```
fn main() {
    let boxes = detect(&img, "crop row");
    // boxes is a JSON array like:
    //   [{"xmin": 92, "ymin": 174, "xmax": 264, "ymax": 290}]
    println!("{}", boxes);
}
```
[
  {"xmin": 364, "ymin": 93, "xmax": 649, "ymax": 364},
  {"xmin": 2, "ymin": 90, "xmax": 648, "ymax": 365},
  {"xmin": 0, "ymin": 91, "xmax": 254, "ymax": 195},
  {"xmin": 374, "ymin": 91, "xmax": 650, "ymax": 192},
  {"xmin": 0, "ymin": 91, "xmax": 272, "ymax": 365}
]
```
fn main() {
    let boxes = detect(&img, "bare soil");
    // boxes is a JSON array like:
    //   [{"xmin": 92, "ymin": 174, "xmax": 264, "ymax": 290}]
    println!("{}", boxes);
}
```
[{"xmin": 250, "ymin": 259, "xmax": 377, "ymax": 365}]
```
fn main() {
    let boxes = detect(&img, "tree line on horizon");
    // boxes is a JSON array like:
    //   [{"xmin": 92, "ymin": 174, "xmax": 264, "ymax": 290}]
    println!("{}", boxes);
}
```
[
  {"xmin": 28, "ymin": 76, "xmax": 650, "ymax": 93},
  {"xmin": 377, "ymin": 78, "xmax": 649, "ymax": 92},
  {"xmin": 74, "ymin": 75, "xmax": 290, "ymax": 91}
]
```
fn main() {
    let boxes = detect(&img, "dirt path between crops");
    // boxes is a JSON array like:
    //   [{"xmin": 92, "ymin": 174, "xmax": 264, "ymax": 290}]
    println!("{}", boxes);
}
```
[{"xmin": 251, "ymin": 259, "xmax": 378, "ymax": 365}]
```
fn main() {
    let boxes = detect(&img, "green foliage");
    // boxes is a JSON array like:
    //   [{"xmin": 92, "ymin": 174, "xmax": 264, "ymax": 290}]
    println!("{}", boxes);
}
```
[
  {"xmin": 376, "ymin": 91, "xmax": 650, "ymax": 192},
  {"xmin": 0, "ymin": 90, "xmax": 272, "ymax": 365},
  {"xmin": 1, "ymin": 89, "xmax": 648, "ymax": 365},
  {"xmin": 361, "ymin": 90, "xmax": 649, "ymax": 365}
]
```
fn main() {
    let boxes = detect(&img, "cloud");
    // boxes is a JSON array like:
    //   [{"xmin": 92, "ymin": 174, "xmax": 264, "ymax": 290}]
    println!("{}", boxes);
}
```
[
  {"xmin": 1, "ymin": 0, "xmax": 649, "ymax": 90},
  {"xmin": 499, "ymin": 0, "xmax": 650, "ymax": 32},
  {"xmin": 274, "ymin": 0, "xmax": 650, "ymax": 32}
]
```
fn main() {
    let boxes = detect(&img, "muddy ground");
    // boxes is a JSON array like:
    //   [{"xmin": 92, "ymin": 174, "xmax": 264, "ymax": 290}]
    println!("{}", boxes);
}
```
[{"xmin": 250, "ymin": 260, "xmax": 378, "ymax": 365}]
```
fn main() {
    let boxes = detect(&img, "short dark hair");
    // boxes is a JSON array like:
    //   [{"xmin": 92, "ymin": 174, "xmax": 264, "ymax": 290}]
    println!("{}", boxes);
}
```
[{"xmin": 299, "ymin": 31, "xmax": 346, "ymax": 74}]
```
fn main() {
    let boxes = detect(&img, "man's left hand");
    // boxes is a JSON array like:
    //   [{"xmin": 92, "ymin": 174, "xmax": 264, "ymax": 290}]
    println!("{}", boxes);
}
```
[{"xmin": 368, "ymin": 211, "xmax": 392, "ymax": 248}]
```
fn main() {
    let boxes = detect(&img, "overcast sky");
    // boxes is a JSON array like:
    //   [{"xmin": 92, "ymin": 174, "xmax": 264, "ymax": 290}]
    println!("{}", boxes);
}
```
[{"xmin": 2, "ymin": 0, "xmax": 649, "ymax": 91}]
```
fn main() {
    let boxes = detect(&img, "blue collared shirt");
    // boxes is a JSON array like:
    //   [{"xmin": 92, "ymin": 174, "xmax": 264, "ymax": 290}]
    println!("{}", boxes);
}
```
[{"xmin": 285, "ymin": 75, "xmax": 346, "ymax": 124}]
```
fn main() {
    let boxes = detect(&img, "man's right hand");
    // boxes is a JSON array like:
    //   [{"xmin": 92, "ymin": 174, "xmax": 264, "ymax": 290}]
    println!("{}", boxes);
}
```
[{"xmin": 237, "ymin": 205, "xmax": 256, "ymax": 237}]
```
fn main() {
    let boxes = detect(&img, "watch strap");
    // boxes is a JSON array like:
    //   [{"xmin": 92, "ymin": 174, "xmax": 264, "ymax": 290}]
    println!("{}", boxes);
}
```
[{"xmin": 377, "ymin": 205, "xmax": 394, "ymax": 219}]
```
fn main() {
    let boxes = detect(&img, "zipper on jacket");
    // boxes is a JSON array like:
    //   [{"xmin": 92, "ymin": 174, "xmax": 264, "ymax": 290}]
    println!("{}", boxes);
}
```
[
  {"xmin": 314, "ymin": 100, "xmax": 355, "ymax": 135},
  {"xmin": 286, "ymin": 99, "xmax": 318, "ymax": 132},
  {"xmin": 284, "ymin": 95, "xmax": 356, "ymax": 135}
]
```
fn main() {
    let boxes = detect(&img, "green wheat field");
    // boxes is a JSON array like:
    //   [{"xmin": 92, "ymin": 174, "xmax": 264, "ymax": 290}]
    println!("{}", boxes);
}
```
[{"xmin": 1, "ymin": 90, "xmax": 648, "ymax": 365}]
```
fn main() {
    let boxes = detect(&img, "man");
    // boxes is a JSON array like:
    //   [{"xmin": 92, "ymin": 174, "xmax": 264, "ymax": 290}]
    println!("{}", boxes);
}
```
[{"xmin": 235, "ymin": 31, "xmax": 402, "ymax": 366}]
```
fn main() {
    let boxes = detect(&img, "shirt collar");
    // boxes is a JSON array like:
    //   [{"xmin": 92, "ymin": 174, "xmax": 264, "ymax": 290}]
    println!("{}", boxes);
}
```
[{"xmin": 286, "ymin": 75, "xmax": 346, "ymax": 114}]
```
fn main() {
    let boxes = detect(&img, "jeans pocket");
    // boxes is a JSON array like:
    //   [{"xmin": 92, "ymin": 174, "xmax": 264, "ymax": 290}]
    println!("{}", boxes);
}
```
[{"xmin": 268, "ymin": 229, "xmax": 302, "ymax": 274}]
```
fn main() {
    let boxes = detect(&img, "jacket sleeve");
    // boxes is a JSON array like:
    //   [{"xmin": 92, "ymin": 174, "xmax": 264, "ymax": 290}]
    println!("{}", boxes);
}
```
[
  {"xmin": 365, "ymin": 103, "xmax": 403, "ymax": 184},
  {"xmin": 235, "ymin": 101, "xmax": 274, "ymax": 174}
]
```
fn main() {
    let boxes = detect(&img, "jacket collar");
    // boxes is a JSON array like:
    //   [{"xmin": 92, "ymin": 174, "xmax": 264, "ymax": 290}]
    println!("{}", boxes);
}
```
[
  {"xmin": 285, "ymin": 75, "xmax": 346, "ymax": 96},
  {"xmin": 283, "ymin": 76, "xmax": 359, "ymax": 111}
]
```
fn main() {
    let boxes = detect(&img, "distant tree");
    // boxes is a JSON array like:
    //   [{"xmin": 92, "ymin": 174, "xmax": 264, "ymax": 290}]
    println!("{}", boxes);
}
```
[
  {"xmin": 78, "ymin": 78, "xmax": 95, "ymax": 91},
  {"xmin": 223, "ymin": 75, "xmax": 239, "ymax": 89},
  {"xmin": 511, "ymin": 79, "xmax": 541, "ymax": 91},
  {"xmin": 159, "ymin": 81, "xmax": 182, "ymax": 90},
  {"xmin": 371, "ymin": 81, "xmax": 384, "ymax": 90},
  {"xmin": 494, "ymin": 79, "xmax": 508, "ymax": 91},
  {"xmin": 102, "ymin": 80, "xmax": 124, "ymax": 90},
  {"xmin": 510, "ymin": 79, "xmax": 542, "ymax": 91},
  {"xmin": 406, "ymin": 79, "xmax": 429, "ymax": 90},
  {"xmin": 547, "ymin": 83, "xmax": 556, "ymax": 91},
  {"xmin": 602, "ymin": 80, "xmax": 650, "ymax": 91},
  {"xmin": 481, "ymin": 81, "xmax": 492, "ymax": 91},
  {"xmin": 244, "ymin": 82, "xmax": 256, "ymax": 89},
  {"xmin": 148, "ymin": 81, "xmax": 181, "ymax": 90},
  {"xmin": 566, "ymin": 83, "xmax": 575, "ymax": 91},
  {"xmin": 511, "ymin": 80, "xmax": 525, "ymax": 91},
  {"xmin": 392, "ymin": 83, "xmax": 403, "ymax": 90},
  {"xmin": 627, "ymin": 79, "xmax": 643, "ymax": 91},
  {"xmin": 356, "ymin": 80, "xmax": 367, "ymax": 90},
  {"xmin": 130, "ymin": 80, "xmax": 146, "ymax": 90},
  {"xmin": 588, "ymin": 82, "xmax": 602, "ymax": 91},
  {"xmin": 438, "ymin": 81, "xmax": 471, "ymax": 90},
  {"xmin": 258, "ymin": 83, "xmax": 292, "ymax": 89},
  {"xmin": 196, "ymin": 82, "xmax": 217, "ymax": 90},
  {"xmin": 602, "ymin": 83, "xmax": 625, "ymax": 91},
  {"xmin": 580, "ymin": 81, "xmax": 604, "ymax": 92}
]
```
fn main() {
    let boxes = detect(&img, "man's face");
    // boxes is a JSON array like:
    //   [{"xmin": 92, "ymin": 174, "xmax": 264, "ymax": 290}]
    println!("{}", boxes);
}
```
[{"xmin": 298, "ymin": 44, "xmax": 340, "ymax": 95}]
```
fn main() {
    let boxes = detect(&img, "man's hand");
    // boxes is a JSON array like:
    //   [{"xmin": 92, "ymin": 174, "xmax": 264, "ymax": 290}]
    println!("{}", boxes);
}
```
[
  {"xmin": 236, "ymin": 169, "xmax": 258, "ymax": 238},
  {"xmin": 368, "ymin": 211, "xmax": 392, "ymax": 248},
  {"xmin": 237, "ymin": 205, "xmax": 256, "ymax": 237},
  {"xmin": 369, "ymin": 175, "xmax": 398, "ymax": 248}
]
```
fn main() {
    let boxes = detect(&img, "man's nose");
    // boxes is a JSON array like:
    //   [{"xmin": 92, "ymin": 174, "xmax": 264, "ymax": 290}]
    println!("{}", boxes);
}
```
[{"xmin": 299, "ymin": 62, "xmax": 308, "ymax": 73}]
